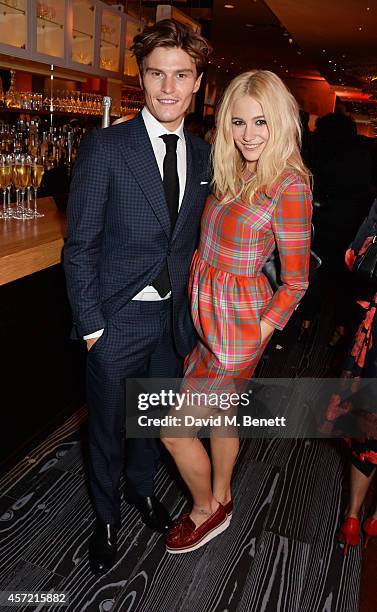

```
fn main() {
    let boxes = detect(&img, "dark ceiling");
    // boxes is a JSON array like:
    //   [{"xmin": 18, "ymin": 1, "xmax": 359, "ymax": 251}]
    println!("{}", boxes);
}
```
[
  {"xmin": 265, "ymin": 0, "xmax": 377, "ymax": 90},
  {"xmin": 209, "ymin": 0, "xmax": 377, "ymax": 92},
  {"xmin": 108, "ymin": 0, "xmax": 377, "ymax": 103},
  {"xmin": 209, "ymin": 0, "xmax": 319, "ymax": 80}
]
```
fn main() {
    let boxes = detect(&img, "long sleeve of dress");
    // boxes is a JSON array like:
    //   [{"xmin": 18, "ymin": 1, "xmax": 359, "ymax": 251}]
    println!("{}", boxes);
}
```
[
  {"xmin": 345, "ymin": 197, "xmax": 377, "ymax": 272},
  {"xmin": 261, "ymin": 179, "xmax": 313, "ymax": 330}
]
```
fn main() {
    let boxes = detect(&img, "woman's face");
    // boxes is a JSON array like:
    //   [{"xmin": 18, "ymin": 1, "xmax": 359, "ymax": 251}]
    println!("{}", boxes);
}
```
[{"xmin": 231, "ymin": 95, "xmax": 269, "ymax": 171}]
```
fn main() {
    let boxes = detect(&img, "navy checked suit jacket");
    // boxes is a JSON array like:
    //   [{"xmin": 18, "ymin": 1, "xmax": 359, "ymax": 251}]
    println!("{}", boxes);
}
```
[{"xmin": 64, "ymin": 112, "xmax": 211, "ymax": 357}]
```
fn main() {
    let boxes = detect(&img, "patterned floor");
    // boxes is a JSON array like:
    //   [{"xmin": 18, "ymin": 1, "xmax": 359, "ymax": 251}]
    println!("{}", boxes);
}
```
[{"xmin": 0, "ymin": 312, "xmax": 369, "ymax": 612}]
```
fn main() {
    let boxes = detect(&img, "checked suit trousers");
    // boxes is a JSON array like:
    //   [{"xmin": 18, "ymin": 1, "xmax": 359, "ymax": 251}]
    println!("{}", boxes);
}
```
[{"xmin": 86, "ymin": 299, "xmax": 182, "ymax": 525}]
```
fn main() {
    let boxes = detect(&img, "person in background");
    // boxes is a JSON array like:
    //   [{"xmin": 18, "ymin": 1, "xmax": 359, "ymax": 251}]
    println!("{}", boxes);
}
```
[
  {"xmin": 184, "ymin": 111, "xmax": 204, "ymax": 137},
  {"xmin": 323, "ymin": 198, "xmax": 377, "ymax": 555},
  {"xmin": 161, "ymin": 70, "xmax": 313, "ymax": 554},
  {"xmin": 64, "ymin": 19, "xmax": 212, "ymax": 574},
  {"xmin": 298, "ymin": 112, "xmax": 374, "ymax": 345},
  {"xmin": 203, "ymin": 114, "xmax": 216, "ymax": 145}
]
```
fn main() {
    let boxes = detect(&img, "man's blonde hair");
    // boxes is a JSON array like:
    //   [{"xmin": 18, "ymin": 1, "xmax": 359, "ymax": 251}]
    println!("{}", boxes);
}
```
[{"xmin": 212, "ymin": 70, "xmax": 310, "ymax": 203}]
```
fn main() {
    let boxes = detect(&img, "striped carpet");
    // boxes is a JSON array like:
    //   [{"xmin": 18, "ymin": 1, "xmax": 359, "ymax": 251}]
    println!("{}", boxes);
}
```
[{"xmin": 0, "ymin": 313, "xmax": 363, "ymax": 612}]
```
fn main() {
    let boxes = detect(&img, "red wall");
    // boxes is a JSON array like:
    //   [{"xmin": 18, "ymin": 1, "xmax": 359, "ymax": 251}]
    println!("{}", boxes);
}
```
[
  {"xmin": 14, "ymin": 71, "xmax": 32, "ymax": 92},
  {"xmin": 284, "ymin": 76, "xmax": 336, "ymax": 117}
]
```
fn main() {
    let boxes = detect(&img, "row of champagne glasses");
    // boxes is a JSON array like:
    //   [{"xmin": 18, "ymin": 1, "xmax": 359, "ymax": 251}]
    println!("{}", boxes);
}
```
[
  {"xmin": 44, "ymin": 90, "xmax": 103, "ymax": 115},
  {"xmin": 0, "ymin": 155, "xmax": 44, "ymax": 220}
]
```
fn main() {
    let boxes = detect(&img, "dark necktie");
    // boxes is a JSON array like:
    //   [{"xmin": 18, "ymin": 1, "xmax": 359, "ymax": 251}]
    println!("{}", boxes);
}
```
[{"xmin": 152, "ymin": 134, "xmax": 180, "ymax": 297}]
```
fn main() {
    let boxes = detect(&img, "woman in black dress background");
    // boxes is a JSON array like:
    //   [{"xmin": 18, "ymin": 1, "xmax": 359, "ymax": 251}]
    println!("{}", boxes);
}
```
[
  {"xmin": 299, "ymin": 113, "xmax": 375, "ymax": 344},
  {"xmin": 324, "ymin": 197, "xmax": 377, "ymax": 554}
]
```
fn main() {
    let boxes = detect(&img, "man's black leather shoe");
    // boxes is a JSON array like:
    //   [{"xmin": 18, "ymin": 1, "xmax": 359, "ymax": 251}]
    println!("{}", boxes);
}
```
[
  {"xmin": 125, "ymin": 494, "xmax": 172, "ymax": 534},
  {"xmin": 89, "ymin": 520, "xmax": 118, "ymax": 575}
]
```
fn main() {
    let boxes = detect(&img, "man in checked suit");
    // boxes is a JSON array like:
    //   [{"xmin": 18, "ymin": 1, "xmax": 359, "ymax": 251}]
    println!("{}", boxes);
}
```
[{"xmin": 64, "ymin": 20, "xmax": 212, "ymax": 574}]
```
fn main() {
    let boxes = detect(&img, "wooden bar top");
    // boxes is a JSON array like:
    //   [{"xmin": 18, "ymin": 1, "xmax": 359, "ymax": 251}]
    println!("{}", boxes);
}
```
[{"xmin": 0, "ymin": 197, "xmax": 66, "ymax": 285}]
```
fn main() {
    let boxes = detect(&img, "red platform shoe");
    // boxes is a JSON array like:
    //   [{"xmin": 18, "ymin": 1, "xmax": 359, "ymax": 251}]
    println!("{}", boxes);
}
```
[
  {"xmin": 224, "ymin": 499, "xmax": 233, "ymax": 518},
  {"xmin": 364, "ymin": 517, "xmax": 377, "ymax": 548},
  {"xmin": 337, "ymin": 517, "xmax": 360, "ymax": 556},
  {"xmin": 166, "ymin": 504, "xmax": 228, "ymax": 554}
]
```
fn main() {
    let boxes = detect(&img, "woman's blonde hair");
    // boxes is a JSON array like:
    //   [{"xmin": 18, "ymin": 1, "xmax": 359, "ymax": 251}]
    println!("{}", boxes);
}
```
[{"xmin": 212, "ymin": 70, "xmax": 310, "ymax": 203}]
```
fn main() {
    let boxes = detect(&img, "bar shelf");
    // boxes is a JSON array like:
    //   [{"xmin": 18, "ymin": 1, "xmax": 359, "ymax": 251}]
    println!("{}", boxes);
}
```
[
  {"xmin": 100, "ymin": 38, "xmax": 118, "ymax": 49},
  {"xmin": 37, "ymin": 15, "xmax": 63, "ymax": 30},
  {"xmin": 72, "ymin": 28, "xmax": 93, "ymax": 41},
  {"xmin": 0, "ymin": 0, "xmax": 25, "ymax": 15}
]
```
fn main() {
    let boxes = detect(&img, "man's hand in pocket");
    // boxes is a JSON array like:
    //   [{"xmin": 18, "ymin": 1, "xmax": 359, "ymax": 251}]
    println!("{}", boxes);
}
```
[{"xmin": 86, "ymin": 337, "xmax": 99, "ymax": 351}]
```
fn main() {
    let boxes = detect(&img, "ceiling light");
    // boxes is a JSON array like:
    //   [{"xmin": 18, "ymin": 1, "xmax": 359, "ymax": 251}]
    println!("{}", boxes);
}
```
[{"xmin": 224, "ymin": 3, "xmax": 235, "ymax": 8}]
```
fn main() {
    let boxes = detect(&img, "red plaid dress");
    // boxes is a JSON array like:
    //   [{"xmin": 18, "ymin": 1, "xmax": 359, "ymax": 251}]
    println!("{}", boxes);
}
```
[{"xmin": 184, "ymin": 172, "xmax": 313, "ymax": 383}]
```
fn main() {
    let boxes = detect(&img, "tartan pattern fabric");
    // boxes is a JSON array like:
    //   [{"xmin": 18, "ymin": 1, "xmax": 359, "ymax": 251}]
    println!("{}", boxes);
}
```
[{"xmin": 185, "ymin": 173, "xmax": 312, "ymax": 379}]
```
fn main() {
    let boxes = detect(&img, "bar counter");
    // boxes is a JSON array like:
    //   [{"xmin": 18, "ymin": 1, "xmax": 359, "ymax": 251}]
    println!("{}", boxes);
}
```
[
  {"xmin": 0, "ymin": 197, "xmax": 86, "ymax": 467},
  {"xmin": 0, "ymin": 198, "xmax": 66, "ymax": 285}
]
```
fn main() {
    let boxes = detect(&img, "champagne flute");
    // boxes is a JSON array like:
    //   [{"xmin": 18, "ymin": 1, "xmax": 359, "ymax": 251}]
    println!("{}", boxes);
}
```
[
  {"xmin": 19, "ymin": 162, "xmax": 31, "ymax": 219},
  {"xmin": 12, "ymin": 160, "xmax": 21, "ymax": 218},
  {"xmin": 31, "ymin": 161, "xmax": 45, "ymax": 218},
  {"xmin": 13, "ymin": 161, "xmax": 30, "ymax": 220},
  {"xmin": 5, "ymin": 154, "xmax": 14, "ymax": 217},
  {"xmin": 25, "ymin": 155, "xmax": 33, "ymax": 217},
  {"xmin": 0, "ymin": 161, "xmax": 6, "ymax": 219},
  {"xmin": 0, "ymin": 160, "xmax": 12, "ymax": 219}
]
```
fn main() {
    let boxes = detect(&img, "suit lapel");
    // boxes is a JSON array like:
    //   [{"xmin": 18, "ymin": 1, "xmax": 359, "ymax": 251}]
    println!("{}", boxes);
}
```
[
  {"xmin": 172, "ymin": 129, "xmax": 203, "ymax": 242},
  {"xmin": 117, "ymin": 114, "xmax": 171, "ymax": 239}
]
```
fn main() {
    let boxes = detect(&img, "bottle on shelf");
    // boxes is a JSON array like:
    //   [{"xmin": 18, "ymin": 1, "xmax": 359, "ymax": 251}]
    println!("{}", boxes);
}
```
[{"xmin": 0, "ymin": 118, "xmax": 85, "ymax": 174}]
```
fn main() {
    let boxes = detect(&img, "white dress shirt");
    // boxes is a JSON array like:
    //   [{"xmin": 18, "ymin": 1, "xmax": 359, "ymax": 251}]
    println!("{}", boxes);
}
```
[{"xmin": 84, "ymin": 107, "xmax": 187, "ymax": 340}]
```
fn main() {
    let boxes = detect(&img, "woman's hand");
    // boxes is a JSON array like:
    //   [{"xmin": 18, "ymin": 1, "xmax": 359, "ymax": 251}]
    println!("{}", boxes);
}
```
[{"xmin": 260, "ymin": 319, "xmax": 275, "ymax": 345}]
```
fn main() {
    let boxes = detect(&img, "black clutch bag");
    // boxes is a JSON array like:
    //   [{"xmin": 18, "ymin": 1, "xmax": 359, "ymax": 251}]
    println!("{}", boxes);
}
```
[
  {"xmin": 262, "ymin": 249, "xmax": 321, "ymax": 292},
  {"xmin": 262, "ymin": 224, "xmax": 322, "ymax": 292},
  {"xmin": 353, "ymin": 236, "xmax": 377, "ymax": 283}
]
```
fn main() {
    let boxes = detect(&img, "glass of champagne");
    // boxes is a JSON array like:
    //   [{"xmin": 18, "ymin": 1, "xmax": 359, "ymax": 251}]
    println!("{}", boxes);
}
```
[
  {"xmin": 5, "ymin": 154, "xmax": 14, "ymax": 218},
  {"xmin": 13, "ymin": 159, "xmax": 31, "ymax": 220},
  {"xmin": 12, "ymin": 158, "xmax": 21, "ymax": 218},
  {"xmin": 25, "ymin": 155, "xmax": 33, "ymax": 217},
  {"xmin": 0, "ymin": 158, "xmax": 12, "ymax": 219},
  {"xmin": 31, "ymin": 160, "xmax": 45, "ymax": 218}
]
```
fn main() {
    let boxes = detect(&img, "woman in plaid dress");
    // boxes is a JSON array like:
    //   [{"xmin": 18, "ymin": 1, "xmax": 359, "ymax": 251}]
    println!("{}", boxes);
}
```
[{"xmin": 162, "ymin": 71, "xmax": 313, "ymax": 554}]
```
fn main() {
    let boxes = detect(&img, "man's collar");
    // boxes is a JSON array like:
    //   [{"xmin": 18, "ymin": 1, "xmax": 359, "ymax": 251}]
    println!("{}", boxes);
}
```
[{"xmin": 142, "ymin": 107, "xmax": 185, "ymax": 141}]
